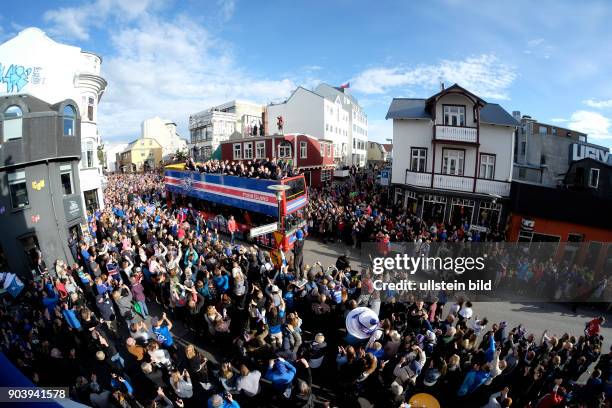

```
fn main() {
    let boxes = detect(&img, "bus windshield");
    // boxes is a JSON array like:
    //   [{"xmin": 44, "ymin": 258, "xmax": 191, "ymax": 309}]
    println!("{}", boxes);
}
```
[{"xmin": 284, "ymin": 177, "xmax": 306, "ymax": 201}]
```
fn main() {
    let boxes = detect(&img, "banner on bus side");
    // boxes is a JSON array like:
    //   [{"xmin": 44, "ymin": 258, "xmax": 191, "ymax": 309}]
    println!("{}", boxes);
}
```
[{"xmin": 249, "ymin": 222, "xmax": 279, "ymax": 239}]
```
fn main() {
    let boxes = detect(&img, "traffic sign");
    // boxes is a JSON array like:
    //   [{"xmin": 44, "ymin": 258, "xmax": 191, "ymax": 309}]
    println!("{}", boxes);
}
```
[{"xmin": 249, "ymin": 222, "xmax": 279, "ymax": 239}]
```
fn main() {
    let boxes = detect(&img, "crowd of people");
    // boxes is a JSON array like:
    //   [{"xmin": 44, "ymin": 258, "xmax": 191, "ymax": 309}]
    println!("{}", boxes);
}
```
[
  {"xmin": 305, "ymin": 171, "xmax": 505, "ymax": 249},
  {"xmin": 0, "ymin": 169, "xmax": 609, "ymax": 408},
  {"xmin": 185, "ymin": 158, "xmax": 300, "ymax": 180}
]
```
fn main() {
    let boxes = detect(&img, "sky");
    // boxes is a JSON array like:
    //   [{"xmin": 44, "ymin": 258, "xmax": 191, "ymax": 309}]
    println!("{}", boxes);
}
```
[{"xmin": 2, "ymin": 0, "xmax": 612, "ymax": 148}]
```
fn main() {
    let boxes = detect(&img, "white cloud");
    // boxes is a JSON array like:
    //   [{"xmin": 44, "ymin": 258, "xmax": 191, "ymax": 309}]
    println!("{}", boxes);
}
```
[
  {"xmin": 567, "ymin": 110, "xmax": 611, "ymax": 141},
  {"xmin": 351, "ymin": 54, "xmax": 516, "ymax": 100},
  {"xmin": 43, "ymin": 0, "xmax": 162, "ymax": 40},
  {"xmin": 97, "ymin": 14, "xmax": 295, "ymax": 141},
  {"xmin": 217, "ymin": 0, "xmax": 236, "ymax": 22},
  {"xmin": 583, "ymin": 99, "xmax": 612, "ymax": 109},
  {"xmin": 527, "ymin": 38, "xmax": 545, "ymax": 47},
  {"xmin": 549, "ymin": 118, "xmax": 568, "ymax": 123}
]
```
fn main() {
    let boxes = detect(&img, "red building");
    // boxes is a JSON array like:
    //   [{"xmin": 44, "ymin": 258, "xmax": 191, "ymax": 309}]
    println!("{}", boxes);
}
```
[
  {"xmin": 507, "ymin": 181, "xmax": 612, "ymax": 275},
  {"xmin": 220, "ymin": 133, "xmax": 335, "ymax": 187}
]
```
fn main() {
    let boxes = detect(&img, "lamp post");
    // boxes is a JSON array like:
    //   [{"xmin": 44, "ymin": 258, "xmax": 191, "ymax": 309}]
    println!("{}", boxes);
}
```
[{"xmin": 267, "ymin": 184, "xmax": 291, "ymax": 243}]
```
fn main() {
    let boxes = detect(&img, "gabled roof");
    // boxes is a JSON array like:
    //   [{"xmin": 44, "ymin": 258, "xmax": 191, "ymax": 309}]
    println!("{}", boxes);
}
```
[
  {"xmin": 382, "ymin": 143, "xmax": 393, "ymax": 152},
  {"xmin": 425, "ymin": 83, "xmax": 486, "ymax": 106},
  {"xmin": 385, "ymin": 98, "xmax": 519, "ymax": 127}
]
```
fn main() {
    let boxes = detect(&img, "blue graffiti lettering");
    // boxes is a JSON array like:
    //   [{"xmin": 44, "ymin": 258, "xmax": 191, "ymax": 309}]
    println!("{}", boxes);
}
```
[{"xmin": 0, "ymin": 63, "xmax": 33, "ymax": 93}]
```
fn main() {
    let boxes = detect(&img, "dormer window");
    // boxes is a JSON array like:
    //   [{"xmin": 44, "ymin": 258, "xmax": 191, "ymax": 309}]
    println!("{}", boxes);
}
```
[{"xmin": 444, "ymin": 105, "xmax": 465, "ymax": 127}]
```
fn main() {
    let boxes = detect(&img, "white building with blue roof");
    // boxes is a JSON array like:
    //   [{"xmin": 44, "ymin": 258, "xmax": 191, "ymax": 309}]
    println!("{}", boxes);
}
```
[{"xmin": 386, "ymin": 84, "xmax": 518, "ymax": 232}]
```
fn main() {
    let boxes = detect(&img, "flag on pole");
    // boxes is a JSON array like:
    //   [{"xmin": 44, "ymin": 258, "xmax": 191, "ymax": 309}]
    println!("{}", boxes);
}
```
[{"xmin": 339, "ymin": 82, "xmax": 350, "ymax": 89}]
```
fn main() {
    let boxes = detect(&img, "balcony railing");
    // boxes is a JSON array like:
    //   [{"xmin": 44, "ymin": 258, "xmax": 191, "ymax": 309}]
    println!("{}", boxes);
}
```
[
  {"xmin": 475, "ymin": 178, "xmax": 511, "ymax": 196},
  {"xmin": 405, "ymin": 171, "xmax": 431, "ymax": 187},
  {"xmin": 404, "ymin": 170, "xmax": 510, "ymax": 197},
  {"xmin": 435, "ymin": 125, "xmax": 477, "ymax": 143},
  {"xmin": 433, "ymin": 174, "xmax": 473, "ymax": 192}
]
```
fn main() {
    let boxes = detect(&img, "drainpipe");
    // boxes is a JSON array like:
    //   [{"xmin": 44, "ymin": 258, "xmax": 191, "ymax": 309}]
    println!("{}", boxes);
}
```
[{"xmin": 47, "ymin": 159, "xmax": 70, "ymax": 265}]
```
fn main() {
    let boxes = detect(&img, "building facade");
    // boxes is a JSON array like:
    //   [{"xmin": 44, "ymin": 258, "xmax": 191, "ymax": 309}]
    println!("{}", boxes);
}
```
[
  {"xmin": 507, "ymin": 180, "xmax": 611, "ymax": 275},
  {"xmin": 141, "ymin": 116, "xmax": 187, "ymax": 161},
  {"xmin": 0, "ymin": 95, "xmax": 85, "ymax": 277},
  {"xmin": 117, "ymin": 138, "xmax": 163, "ymax": 173},
  {"xmin": 265, "ymin": 87, "xmax": 353, "ymax": 166},
  {"xmin": 511, "ymin": 113, "xmax": 609, "ymax": 187},
  {"xmin": 189, "ymin": 100, "xmax": 264, "ymax": 161},
  {"xmin": 367, "ymin": 142, "xmax": 392, "ymax": 166},
  {"xmin": 315, "ymin": 84, "xmax": 368, "ymax": 167},
  {"xmin": 387, "ymin": 84, "xmax": 517, "ymax": 232},
  {"xmin": 0, "ymin": 27, "xmax": 107, "ymax": 212},
  {"xmin": 219, "ymin": 133, "xmax": 335, "ymax": 187}
]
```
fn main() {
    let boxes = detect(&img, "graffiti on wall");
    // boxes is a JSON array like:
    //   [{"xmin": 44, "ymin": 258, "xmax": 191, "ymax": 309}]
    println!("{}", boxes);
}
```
[{"xmin": 0, "ymin": 63, "xmax": 44, "ymax": 93}]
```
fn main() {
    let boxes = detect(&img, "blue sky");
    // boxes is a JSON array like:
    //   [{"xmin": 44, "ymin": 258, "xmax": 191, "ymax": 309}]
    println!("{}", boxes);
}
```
[{"xmin": 2, "ymin": 0, "xmax": 612, "ymax": 147}]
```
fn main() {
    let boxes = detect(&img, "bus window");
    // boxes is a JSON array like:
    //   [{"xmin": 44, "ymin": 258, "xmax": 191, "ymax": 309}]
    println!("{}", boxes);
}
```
[{"xmin": 284, "ymin": 177, "xmax": 305, "ymax": 201}]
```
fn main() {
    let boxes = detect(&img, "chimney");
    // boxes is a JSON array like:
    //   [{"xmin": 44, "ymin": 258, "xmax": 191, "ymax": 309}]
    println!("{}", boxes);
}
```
[{"xmin": 512, "ymin": 111, "xmax": 521, "ymax": 121}]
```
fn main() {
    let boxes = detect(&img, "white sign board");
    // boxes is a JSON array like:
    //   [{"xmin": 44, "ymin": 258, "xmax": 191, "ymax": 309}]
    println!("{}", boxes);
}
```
[
  {"xmin": 379, "ymin": 170, "xmax": 390, "ymax": 186},
  {"xmin": 249, "ymin": 222, "xmax": 279, "ymax": 239}
]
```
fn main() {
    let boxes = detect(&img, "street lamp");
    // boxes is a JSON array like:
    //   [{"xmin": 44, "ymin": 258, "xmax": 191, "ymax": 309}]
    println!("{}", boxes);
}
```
[{"xmin": 267, "ymin": 184, "xmax": 291, "ymax": 234}]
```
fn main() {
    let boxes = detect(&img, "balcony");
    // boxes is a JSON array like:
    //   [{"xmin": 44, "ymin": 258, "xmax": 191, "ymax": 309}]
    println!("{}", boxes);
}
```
[
  {"xmin": 404, "ymin": 170, "xmax": 510, "ymax": 197},
  {"xmin": 475, "ymin": 178, "xmax": 511, "ymax": 196},
  {"xmin": 435, "ymin": 125, "xmax": 477, "ymax": 143},
  {"xmin": 433, "ymin": 174, "xmax": 473, "ymax": 192},
  {"xmin": 405, "ymin": 171, "xmax": 431, "ymax": 187}
]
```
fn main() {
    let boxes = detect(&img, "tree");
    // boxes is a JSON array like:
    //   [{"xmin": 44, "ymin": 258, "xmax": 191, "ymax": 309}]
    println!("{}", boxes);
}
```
[{"xmin": 174, "ymin": 149, "xmax": 188, "ymax": 162}]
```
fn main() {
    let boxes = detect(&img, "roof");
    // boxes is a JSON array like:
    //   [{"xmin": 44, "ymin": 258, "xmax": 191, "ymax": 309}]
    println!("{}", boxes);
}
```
[
  {"xmin": 382, "ymin": 143, "xmax": 393, "ymax": 152},
  {"xmin": 385, "ymin": 98, "xmax": 430, "ymax": 120},
  {"xmin": 385, "ymin": 98, "xmax": 519, "ymax": 127},
  {"xmin": 480, "ymin": 103, "xmax": 519, "ymax": 127},
  {"xmin": 315, "ymin": 83, "xmax": 360, "ymax": 106}
]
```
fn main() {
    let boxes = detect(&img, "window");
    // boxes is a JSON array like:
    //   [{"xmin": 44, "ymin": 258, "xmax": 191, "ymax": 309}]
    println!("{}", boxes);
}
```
[
  {"xmin": 479, "ymin": 154, "xmax": 496, "ymax": 179},
  {"xmin": 60, "ymin": 164, "xmax": 74, "ymax": 195},
  {"xmin": 539, "ymin": 126, "xmax": 547, "ymax": 135},
  {"xmin": 82, "ymin": 141, "xmax": 94, "ymax": 168},
  {"xmin": 8, "ymin": 171, "xmax": 28, "ymax": 208},
  {"xmin": 255, "ymin": 141, "xmax": 265, "ymax": 159},
  {"xmin": 87, "ymin": 97, "xmax": 95, "ymax": 121},
  {"xmin": 319, "ymin": 142, "xmax": 324, "ymax": 157},
  {"xmin": 540, "ymin": 154, "xmax": 546, "ymax": 165},
  {"xmin": 411, "ymin": 148, "xmax": 427, "ymax": 172},
  {"xmin": 443, "ymin": 105, "xmax": 465, "ymax": 127},
  {"xmin": 442, "ymin": 149, "xmax": 465, "ymax": 176},
  {"xmin": 520, "ymin": 141, "xmax": 526, "ymax": 155},
  {"xmin": 243, "ymin": 142, "xmax": 253, "ymax": 159},
  {"xmin": 326, "ymin": 144, "xmax": 332, "ymax": 157},
  {"xmin": 325, "ymin": 124, "xmax": 329, "ymax": 131},
  {"xmin": 3, "ymin": 105, "xmax": 23, "ymax": 141},
  {"xmin": 589, "ymin": 168, "xmax": 600, "ymax": 188},
  {"xmin": 518, "ymin": 168, "xmax": 526, "ymax": 178},
  {"xmin": 233, "ymin": 143, "xmax": 242, "ymax": 159},
  {"xmin": 63, "ymin": 105, "xmax": 76, "ymax": 136},
  {"xmin": 551, "ymin": 127, "xmax": 557, "ymax": 136},
  {"xmin": 300, "ymin": 141, "xmax": 307, "ymax": 158},
  {"xmin": 278, "ymin": 143, "xmax": 292, "ymax": 158}
]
